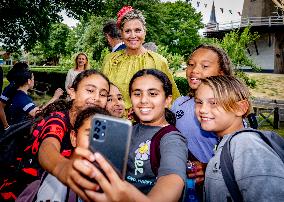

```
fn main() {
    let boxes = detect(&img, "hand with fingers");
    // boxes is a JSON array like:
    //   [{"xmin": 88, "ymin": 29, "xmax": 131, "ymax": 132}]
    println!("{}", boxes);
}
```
[
  {"xmin": 73, "ymin": 148, "xmax": 136, "ymax": 202},
  {"xmin": 53, "ymin": 88, "xmax": 64, "ymax": 99},
  {"xmin": 187, "ymin": 160, "xmax": 207, "ymax": 185},
  {"xmin": 55, "ymin": 150, "xmax": 100, "ymax": 202}
]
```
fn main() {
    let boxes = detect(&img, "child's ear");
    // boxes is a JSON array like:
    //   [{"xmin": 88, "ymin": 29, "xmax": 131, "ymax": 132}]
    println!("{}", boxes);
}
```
[
  {"xmin": 165, "ymin": 95, "xmax": 172, "ymax": 108},
  {"xmin": 70, "ymin": 130, "xmax": 77, "ymax": 147},
  {"xmin": 69, "ymin": 88, "xmax": 76, "ymax": 100},
  {"xmin": 236, "ymin": 100, "xmax": 249, "ymax": 117}
]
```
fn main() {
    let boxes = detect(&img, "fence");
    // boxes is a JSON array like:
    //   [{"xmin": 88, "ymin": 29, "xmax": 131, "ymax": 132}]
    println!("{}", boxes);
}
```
[
  {"xmin": 251, "ymin": 98, "xmax": 284, "ymax": 129},
  {"xmin": 206, "ymin": 16, "xmax": 284, "ymax": 31}
]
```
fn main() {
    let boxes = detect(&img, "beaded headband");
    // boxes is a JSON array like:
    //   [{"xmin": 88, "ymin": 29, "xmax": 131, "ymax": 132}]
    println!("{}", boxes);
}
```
[{"xmin": 117, "ymin": 6, "xmax": 133, "ymax": 28}]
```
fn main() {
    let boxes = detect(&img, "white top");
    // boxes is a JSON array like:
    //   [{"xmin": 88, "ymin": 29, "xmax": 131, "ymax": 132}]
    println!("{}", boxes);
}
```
[{"xmin": 65, "ymin": 68, "xmax": 82, "ymax": 91}]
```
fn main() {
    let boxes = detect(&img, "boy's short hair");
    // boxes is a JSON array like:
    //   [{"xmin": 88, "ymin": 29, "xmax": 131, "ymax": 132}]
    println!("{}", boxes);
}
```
[
  {"xmin": 201, "ymin": 75, "xmax": 251, "ymax": 117},
  {"xmin": 103, "ymin": 20, "xmax": 121, "ymax": 39}
]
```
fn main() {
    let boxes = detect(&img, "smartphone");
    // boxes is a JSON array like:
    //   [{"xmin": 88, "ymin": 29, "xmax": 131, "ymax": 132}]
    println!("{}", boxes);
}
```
[{"xmin": 89, "ymin": 114, "xmax": 132, "ymax": 179}]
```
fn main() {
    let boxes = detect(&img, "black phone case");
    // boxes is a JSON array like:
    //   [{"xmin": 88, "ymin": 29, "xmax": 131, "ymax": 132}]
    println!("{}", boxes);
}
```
[{"xmin": 89, "ymin": 114, "xmax": 132, "ymax": 179}]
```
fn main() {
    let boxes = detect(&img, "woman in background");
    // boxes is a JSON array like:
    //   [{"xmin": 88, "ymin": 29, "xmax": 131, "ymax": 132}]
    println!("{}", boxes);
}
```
[
  {"xmin": 65, "ymin": 53, "xmax": 89, "ymax": 95},
  {"xmin": 102, "ymin": 6, "xmax": 180, "ymax": 109}
]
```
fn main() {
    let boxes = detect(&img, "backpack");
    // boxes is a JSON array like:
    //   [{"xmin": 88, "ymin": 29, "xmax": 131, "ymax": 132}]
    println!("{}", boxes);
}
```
[
  {"xmin": 220, "ymin": 129, "xmax": 284, "ymax": 202},
  {"xmin": 150, "ymin": 124, "xmax": 180, "ymax": 176},
  {"xmin": 0, "ymin": 120, "xmax": 34, "ymax": 167},
  {"xmin": 16, "ymin": 172, "xmax": 77, "ymax": 202},
  {"xmin": 150, "ymin": 125, "xmax": 188, "ymax": 202}
]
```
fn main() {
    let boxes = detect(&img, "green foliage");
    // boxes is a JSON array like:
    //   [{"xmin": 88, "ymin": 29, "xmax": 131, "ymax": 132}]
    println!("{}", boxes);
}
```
[
  {"xmin": 0, "ymin": 0, "xmax": 61, "ymax": 51},
  {"xmin": 158, "ymin": 45, "xmax": 185, "ymax": 75},
  {"xmin": 0, "ymin": 0, "xmax": 111, "ymax": 51},
  {"xmin": 220, "ymin": 27, "xmax": 261, "ymax": 71},
  {"xmin": 1, "ymin": 65, "xmax": 12, "ymax": 76},
  {"xmin": 77, "ymin": 16, "xmax": 109, "ymax": 61},
  {"xmin": 157, "ymin": 1, "xmax": 203, "ymax": 56},
  {"xmin": 1, "ymin": 0, "xmax": 203, "ymax": 69},
  {"xmin": 235, "ymin": 70, "xmax": 257, "ymax": 88},
  {"xmin": 200, "ymin": 27, "xmax": 260, "ymax": 71},
  {"xmin": 174, "ymin": 77, "xmax": 189, "ymax": 96},
  {"xmin": 30, "ymin": 23, "xmax": 71, "ymax": 65}
]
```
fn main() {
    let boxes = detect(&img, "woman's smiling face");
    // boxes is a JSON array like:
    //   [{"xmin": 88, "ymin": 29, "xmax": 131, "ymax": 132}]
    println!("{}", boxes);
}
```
[{"xmin": 121, "ymin": 19, "xmax": 146, "ymax": 53}]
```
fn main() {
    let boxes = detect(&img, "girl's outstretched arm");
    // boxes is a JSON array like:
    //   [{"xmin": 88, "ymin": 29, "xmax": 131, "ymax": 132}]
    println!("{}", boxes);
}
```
[
  {"xmin": 38, "ymin": 138, "xmax": 99, "ymax": 202},
  {"xmin": 73, "ymin": 148, "xmax": 184, "ymax": 202}
]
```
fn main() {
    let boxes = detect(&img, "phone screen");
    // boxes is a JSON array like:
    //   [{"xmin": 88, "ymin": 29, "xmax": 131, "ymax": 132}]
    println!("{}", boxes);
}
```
[{"xmin": 89, "ymin": 114, "xmax": 132, "ymax": 179}]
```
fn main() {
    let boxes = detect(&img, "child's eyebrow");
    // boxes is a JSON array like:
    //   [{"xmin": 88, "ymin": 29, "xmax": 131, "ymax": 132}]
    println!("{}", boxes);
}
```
[
  {"xmin": 148, "ymin": 88, "xmax": 159, "ymax": 91},
  {"xmin": 85, "ymin": 84, "xmax": 97, "ymax": 88}
]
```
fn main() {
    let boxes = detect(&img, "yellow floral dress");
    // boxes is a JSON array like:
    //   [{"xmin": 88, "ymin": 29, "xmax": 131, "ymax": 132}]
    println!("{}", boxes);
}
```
[{"xmin": 102, "ymin": 50, "xmax": 180, "ymax": 109}]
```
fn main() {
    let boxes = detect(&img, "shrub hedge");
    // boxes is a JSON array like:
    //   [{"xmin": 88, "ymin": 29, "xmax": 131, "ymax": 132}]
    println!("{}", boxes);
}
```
[{"xmin": 174, "ymin": 76, "xmax": 189, "ymax": 96}]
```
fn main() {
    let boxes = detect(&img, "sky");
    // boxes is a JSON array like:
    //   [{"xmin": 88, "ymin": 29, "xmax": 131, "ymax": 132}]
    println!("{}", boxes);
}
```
[{"xmin": 62, "ymin": 0, "xmax": 245, "ymax": 27}]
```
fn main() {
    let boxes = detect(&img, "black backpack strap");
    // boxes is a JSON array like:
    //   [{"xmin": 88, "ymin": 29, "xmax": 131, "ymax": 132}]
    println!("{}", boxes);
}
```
[
  {"xmin": 220, "ymin": 131, "xmax": 244, "ymax": 202},
  {"xmin": 220, "ymin": 128, "xmax": 284, "ymax": 202},
  {"xmin": 150, "ymin": 125, "xmax": 179, "ymax": 176}
]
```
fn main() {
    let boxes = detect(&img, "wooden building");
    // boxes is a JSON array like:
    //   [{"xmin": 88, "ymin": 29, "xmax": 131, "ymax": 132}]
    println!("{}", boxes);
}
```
[{"xmin": 204, "ymin": 0, "xmax": 284, "ymax": 73}]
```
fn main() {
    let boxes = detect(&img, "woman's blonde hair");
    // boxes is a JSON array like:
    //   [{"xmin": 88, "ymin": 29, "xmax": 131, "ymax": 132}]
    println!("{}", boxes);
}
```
[
  {"xmin": 75, "ymin": 52, "xmax": 89, "ymax": 70},
  {"xmin": 201, "ymin": 75, "xmax": 251, "ymax": 118}
]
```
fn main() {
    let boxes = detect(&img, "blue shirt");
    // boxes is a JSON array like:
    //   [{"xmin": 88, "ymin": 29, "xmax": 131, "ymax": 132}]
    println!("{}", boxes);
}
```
[
  {"xmin": 0, "ymin": 82, "xmax": 17, "ymax": 104},
  {"xmin": 171, "ymin": 96, "xmax": 217, "ymax": 163},
  {"xmin": 6, "ymin": 90, "xmax": 36, "ymax": 125}
]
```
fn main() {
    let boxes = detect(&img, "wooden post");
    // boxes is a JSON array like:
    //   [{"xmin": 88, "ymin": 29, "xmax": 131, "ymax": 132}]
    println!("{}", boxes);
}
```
[
  {"xmin": 274, "ymin": 107, "xmax": 280, "ymax": 129},
  {"xmin": 274, "ymin": 32, "xmax": 284, "ymax": 74}
]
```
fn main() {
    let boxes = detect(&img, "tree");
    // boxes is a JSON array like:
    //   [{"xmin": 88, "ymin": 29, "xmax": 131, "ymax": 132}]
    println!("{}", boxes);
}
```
[
  {"xmin": 156, "ymin": 1, "xmax": 203, "ymax": 56},
  {"xmin": 0, "ymin": 0, "xmax": 107, "ymax": 51},
  {"xmin": 220, "ymin": 27, "xmax": 260, "ymax": 71},
  {"xmin": 30, "ymin": 23, "xmax": 71, "ymax": 65}
]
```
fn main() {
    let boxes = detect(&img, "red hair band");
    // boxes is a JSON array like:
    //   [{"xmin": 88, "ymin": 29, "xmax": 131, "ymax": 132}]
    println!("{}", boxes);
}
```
[{"xmin": 117, "ymin": 6, "xmax": 133, "ymax": 28}]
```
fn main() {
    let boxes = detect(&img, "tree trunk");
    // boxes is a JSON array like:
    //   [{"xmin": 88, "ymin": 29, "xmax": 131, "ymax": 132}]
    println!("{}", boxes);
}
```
[{"xmin": 274, "ymin": 32, "xmax": 284, "ymax": 74}]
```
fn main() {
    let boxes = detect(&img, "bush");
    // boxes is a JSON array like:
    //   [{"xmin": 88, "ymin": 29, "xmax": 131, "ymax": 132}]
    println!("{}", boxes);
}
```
[
  {"xmin": 32, "ymin": 70, "xmax": 67, "ymax": 95},
  {"xmin": 235, "ymin": 70, "xmax": 256, "ymax": 88},
  {"xmin": 174, "ymin": 76, "xmax": 189, "ymax": 96},
  {"xmin": 1, "ymin": 65, "xmax": 12, "ymax": 76},
  {"xmin": 158, "ymin": 45, "xmax": 185, "ymax": 75}
]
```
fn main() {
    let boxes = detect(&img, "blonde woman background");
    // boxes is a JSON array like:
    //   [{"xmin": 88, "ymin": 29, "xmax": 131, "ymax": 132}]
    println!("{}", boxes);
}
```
[{"xmin": 65, "ymin": 53, "xmax": 89, "ymax": 95}]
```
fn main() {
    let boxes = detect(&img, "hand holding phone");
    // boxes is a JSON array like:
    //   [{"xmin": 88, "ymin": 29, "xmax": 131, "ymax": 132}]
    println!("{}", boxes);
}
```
[{"xmin": 89, "ymin": 114, "xmax": 132, "ymax": 179}]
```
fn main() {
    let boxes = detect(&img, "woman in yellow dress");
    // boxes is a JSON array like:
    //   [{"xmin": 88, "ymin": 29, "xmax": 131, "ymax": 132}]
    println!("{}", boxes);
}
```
[{"xmin": 102, "ymin": 6, "xmax": 180, "ymax": 109}]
